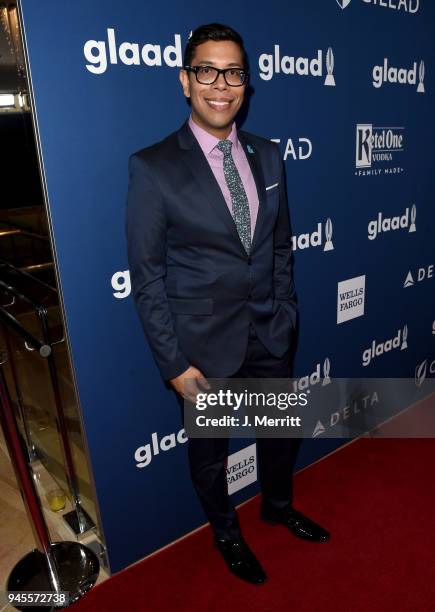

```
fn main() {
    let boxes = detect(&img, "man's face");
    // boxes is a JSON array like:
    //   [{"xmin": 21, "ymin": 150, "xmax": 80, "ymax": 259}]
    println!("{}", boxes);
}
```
[{"xmin": 179, "ymin": 39, "xmax": 246, "ymax": 138}]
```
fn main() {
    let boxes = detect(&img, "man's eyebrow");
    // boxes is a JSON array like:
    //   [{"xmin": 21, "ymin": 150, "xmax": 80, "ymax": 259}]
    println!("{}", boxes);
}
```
[{"xmin": 195, "ymin": 60, "xmax": 244, "ymax": 67}]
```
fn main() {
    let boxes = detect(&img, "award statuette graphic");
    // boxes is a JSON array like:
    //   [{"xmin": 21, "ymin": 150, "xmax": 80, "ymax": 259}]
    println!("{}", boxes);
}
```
[
  {"xmin": 322, "ymin": 358, "xmax": 332, "ymax": 386},
  {"xmin": 325, "ymin": 48, "xmax": 336, "ymax": 86},
  {"xmin": 409, "ymin": 204, "xmax": 417, "ymax": 232},
  {"xmin": 336, "ymin": 0, "xmax": 352, "ymax": 8},
  {"xmin": 401, "ymin": 325, "xmax": 408, "ymax": 351},
  {"xmin": 324, "ymin": 218, "xmax": 334, "ymax": 251},
  {"xmin": 415, "ymin": 360, "xmax": 427, "ymax": 387},
  {"xmin": 417, "ymin": 60, "xmax": 425, "ymax": 93}
]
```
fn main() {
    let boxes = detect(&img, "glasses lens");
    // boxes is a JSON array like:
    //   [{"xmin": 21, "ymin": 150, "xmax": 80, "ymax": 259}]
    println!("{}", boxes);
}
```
[
  {"xmin": 196, "ymin": 66, "xmax": 219, "ymax": 84},
  {"xmin": 225, "ymin": 69, "xmax": 246, "ymax": 86}
]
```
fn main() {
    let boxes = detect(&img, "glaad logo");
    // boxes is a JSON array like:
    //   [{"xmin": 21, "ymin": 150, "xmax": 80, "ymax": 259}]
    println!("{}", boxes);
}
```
[
  {"xmin": 362, "ymin": 325, "xmax": 408, "ymax": 367},
  {"xmin": 270, "ymin": 137, "xmax": 313, "ymax": 161},
  {"xmin": 84, "ymin": 28, "xmax": 182, "ymax": 75},
  {"xmin": 372, "ymin": 58, "xmax": 425, "ymax": 92},
  {"xmin": 292, "ymin": 358, "xmax": 332, "ymax": 393},
  {"xmin": 337, "ymin": 0, "xmax": 420, "ymax": 12},
  {"xmin": 226, "ymin": 444, "xmax": 257, "ymax": 495},
  {"xmin": 258, "ymin": 46, "xmax": 336, "ymax": 86},
  {"xmin": 112, "ymin": 270, "xmax": 131, "ymax": 298},
  {"xmin": 415, "ymin": 358, "xmax": 435, "ymax": 387},
  {"xmin": 312, "ymin": 392, "xmax": 379, "ymax": 437},
  {"xmin": 291, "ymin": 218, "xmax": 334, "ymax": 252},
  {"xmin": 135, "ymin": 428, "xmax": 187, "ymax": 468},
  {"xmin": 355, "ymin": 124, "xmax": 405, "ymax": 176},
  {"xmin": 368, "ymin": 205, "xmax": 416, "ymax": 240},
  {"xmin": 337, "ymin": 275, "xmax": 365, "ymax": 324},
  {"xmin": 403, "ymin": 264, "xmax": 433, "ymax": 288}
]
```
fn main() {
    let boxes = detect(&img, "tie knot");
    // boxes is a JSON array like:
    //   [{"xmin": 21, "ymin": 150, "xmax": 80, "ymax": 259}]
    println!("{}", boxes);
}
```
[{"xmin": 217, "ymin": 139, "xmax": 233, "ymax": 155}]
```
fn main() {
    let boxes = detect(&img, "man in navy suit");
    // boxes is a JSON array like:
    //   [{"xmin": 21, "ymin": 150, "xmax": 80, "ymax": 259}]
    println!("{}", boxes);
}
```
[{"xmin": 126, "ymin": 23, "xmax": 329, "ymax": 585}]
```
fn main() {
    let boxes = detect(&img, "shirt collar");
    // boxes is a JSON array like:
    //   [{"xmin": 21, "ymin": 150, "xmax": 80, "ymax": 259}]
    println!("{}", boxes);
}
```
[{"xmin": 188, "ymin": 114, "xmax": 239, "ymax": 156}]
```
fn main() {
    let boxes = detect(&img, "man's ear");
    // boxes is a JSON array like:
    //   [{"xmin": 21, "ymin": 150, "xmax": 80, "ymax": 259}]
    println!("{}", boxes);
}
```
[{"xmin": 179, "ymin": 69, "xmax": 190, "ymax": 98}]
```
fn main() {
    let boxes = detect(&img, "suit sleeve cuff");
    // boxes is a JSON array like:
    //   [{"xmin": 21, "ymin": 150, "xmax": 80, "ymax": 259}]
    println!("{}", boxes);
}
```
[{"xmin": 159, "ymin": 353, "xmax": 191, "ymax": 381}]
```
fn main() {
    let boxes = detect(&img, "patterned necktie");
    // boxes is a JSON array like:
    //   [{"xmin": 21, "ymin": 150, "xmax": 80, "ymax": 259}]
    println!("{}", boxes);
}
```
[{"xmin": 216, "ymin": 139, "xmax": 251, "ymax": 254}]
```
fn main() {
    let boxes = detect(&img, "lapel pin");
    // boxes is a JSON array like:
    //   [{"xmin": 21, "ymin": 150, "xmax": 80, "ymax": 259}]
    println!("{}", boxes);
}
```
[{"xmin": 247, "ymin": 144, "xmax": 254, "ymax": 154}]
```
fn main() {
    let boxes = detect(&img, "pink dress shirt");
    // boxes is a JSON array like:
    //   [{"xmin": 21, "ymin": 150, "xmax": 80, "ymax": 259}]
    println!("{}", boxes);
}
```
[{"xmin": 188, "ymin": 115, "xmax": 259, "ymax": 239}]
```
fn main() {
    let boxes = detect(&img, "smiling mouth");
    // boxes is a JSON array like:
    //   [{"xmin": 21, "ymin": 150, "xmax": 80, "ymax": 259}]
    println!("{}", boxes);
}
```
[{"xmin": 205, "ymin": 99, "xmax": 233, "ymax": 110}]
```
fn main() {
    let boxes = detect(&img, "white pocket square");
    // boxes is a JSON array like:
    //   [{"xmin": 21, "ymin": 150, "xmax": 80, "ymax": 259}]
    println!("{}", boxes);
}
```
[{"xmin": 265, "ymin": 182, "xmax": 279, "ymax": 191}]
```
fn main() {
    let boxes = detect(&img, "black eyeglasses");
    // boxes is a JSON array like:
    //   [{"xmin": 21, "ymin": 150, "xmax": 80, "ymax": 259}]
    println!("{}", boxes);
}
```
[{"xmin": 184, "ymin": 65, "xmax": 249, "ymax": 87}]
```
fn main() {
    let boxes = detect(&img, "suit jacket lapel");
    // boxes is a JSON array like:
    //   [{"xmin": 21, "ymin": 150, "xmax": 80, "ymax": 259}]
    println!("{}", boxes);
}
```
[
  {"xmin": 177, "ymin": 120, "xmax": 266, "ymax": 255},
  {"xmin": 178, "ymin": 120, "xmax": 245, "ymax": 254}
]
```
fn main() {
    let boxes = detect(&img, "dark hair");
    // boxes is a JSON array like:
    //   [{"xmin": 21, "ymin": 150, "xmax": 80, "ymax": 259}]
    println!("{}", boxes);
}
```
[{"xmin": 183, "ymin": 23, "xmax": 249, "ymax": 71}]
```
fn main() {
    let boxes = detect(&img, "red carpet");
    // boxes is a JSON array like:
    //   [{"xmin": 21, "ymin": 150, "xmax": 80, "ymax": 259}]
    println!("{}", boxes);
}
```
[{"xmin": 71, "ymin": 438, "xmax": 435, "ymax": 612}]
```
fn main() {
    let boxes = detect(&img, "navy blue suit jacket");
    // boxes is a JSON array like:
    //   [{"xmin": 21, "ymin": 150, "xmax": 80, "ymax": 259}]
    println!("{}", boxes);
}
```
[{"xmin": 125, "ymin": 119, "xmax": 298, "ymax": 381}]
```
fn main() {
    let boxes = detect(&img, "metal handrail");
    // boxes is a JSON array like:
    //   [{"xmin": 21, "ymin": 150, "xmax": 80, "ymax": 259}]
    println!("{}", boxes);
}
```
[
  {"xmin": 0, "ymin": 219, "xmax": 49, "ymax": 241},
  {"xmin": 0, "ymin": 277, "xmax": 47, "ymax": 310},
  {"xmin": 0, "ymin": 280, "xmax": 93, "ymax": 536},
  {"xmin": 0, "ymin": 256, "xmax": 57, "ymax": 293},
  {"xmin": 0, "ymin": 279, "xmax": 64, "ymax": 350},
  {"xmin": 0, "ymin": 305, "xmax": 50, "ymax": 355}
]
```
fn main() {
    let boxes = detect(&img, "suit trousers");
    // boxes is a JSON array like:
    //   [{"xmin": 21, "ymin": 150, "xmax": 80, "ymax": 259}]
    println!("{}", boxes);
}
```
[{"xmin": 178, "ymin": 321, "xmax": 302, "ymax": 540}]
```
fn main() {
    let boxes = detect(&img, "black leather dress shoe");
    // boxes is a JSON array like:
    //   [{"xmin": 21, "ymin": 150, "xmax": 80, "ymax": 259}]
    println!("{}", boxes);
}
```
[
  {"xmin": 261, "ymin": 504, "xmax": 330, "ymax": 542},
  {"xmin": 215, "ymin": 536, "xmax": 267, "ymax": 585}
]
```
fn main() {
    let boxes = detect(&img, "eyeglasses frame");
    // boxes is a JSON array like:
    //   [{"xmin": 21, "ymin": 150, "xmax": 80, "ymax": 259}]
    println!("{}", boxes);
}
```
[{"xmin": 183, "ymin": 65, "xmax": 249, "ymax": 87}]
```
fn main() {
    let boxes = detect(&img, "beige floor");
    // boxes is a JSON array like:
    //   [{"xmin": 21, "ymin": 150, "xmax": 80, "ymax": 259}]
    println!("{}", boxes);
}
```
[{"xmin": 0, "ymin": 428, "xmax": 110, "ymax": 612}]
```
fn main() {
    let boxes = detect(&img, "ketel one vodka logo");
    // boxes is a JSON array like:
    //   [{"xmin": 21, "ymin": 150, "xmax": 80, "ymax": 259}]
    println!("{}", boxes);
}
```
[
  {"xmin": 372, "ymin": 58, "xmax": 425, "ymax": 93},
  {"xmin": 368, "ymin": 205, "xmax": 416, "ymax": 240},
  {"xmin": 355, "ymin": 124, "xmax": 405, "ymax": 176},
  {"xmin": 291, "ymin": 218, "xmax": 334, "ymax": 252},
  {"xmin": 258, "ymin": 46, "xmax": 336, "ymax": 86},
  {"xmin": 362, "ymin": 325, "xmax": 408, "ymax": 367}
]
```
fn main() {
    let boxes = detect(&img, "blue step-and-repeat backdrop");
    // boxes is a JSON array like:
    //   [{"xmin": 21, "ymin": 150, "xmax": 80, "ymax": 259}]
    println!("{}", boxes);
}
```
[{"xmin": 20, "ymin": 0, "xmax": 435, "ymax": 573}]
